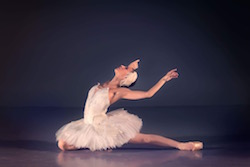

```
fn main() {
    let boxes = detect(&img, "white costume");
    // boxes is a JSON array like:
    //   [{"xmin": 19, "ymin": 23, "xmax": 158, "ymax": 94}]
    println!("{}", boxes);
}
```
[{"xmin": 55, "ymin": 83, "xmax": 142, "ymax": 151}]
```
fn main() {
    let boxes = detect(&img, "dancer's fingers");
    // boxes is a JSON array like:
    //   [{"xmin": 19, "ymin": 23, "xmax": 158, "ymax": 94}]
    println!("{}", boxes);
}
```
[{"xmin": 172, "ymin": 68, "xmax": 177, "ymax": 71}]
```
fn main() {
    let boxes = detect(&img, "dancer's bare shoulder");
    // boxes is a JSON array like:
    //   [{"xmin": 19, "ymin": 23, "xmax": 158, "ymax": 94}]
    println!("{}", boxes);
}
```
[{"xmin": 108, "ymin": 87, "xmax": 129, "ymax": 104}]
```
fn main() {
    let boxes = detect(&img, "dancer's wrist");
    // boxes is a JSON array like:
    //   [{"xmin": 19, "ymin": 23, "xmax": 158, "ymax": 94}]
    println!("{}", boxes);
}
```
[
  {"xmin": 161, "ymin": 78, "xmax": 167, "ymax": 83},
  {"xmin": 161, "ymin": 77, "xmax": 170, "ymax": 82}
]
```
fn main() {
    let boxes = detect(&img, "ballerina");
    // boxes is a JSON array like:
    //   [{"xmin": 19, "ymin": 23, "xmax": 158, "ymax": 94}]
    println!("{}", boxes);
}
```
[{"xmin": 56, "ymin": 59, "xmax": 203, "ymax": 151}]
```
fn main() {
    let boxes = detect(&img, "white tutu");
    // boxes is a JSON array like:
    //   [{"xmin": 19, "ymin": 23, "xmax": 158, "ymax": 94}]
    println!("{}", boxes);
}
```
[
  {"xmin": 56, "ymin": 83, "xmax": 143, "ymax": 151},
  {"xmin": 56, "ymin": 108, "xmax": 142, "ymax": 151}
]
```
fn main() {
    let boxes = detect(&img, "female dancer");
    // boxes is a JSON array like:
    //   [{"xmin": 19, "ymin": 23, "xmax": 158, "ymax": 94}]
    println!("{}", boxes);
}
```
[{"xmin": 56, "ymin": 59, "xmax": 203, "ymax": 151}]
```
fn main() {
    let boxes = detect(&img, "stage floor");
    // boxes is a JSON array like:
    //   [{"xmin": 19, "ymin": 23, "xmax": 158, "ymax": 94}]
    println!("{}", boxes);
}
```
[
  {"xmin": 0, "ymin": 140, "xmax": 250, "ymax": 167},
  {"xmin": 0, "ymin": 105, "xmax": 249, "ymax": 166}
]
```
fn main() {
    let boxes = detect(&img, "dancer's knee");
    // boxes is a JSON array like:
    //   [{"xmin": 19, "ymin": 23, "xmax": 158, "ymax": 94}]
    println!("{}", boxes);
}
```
[
  {"xmin": 129, "ymin": 133, "xmax": 153, "ymax": 144},
  {"xmin": 141, "ymin": 134, "xmax": 152, "ymax": 143}
]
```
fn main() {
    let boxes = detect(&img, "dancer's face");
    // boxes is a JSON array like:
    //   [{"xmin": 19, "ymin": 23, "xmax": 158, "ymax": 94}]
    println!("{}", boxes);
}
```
[{"xmin": 114, "ymin": 65, "xmax": 130, "ymax": 79}]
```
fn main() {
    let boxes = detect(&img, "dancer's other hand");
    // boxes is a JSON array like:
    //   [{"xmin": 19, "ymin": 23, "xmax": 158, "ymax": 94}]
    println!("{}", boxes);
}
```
[
  {"xmin": 162, "ymin": 68, "xmax": 179, "ymax": 82},
  {"xmin": 128, "ymin": 59, "xmax": 140, "ymax": 71}
]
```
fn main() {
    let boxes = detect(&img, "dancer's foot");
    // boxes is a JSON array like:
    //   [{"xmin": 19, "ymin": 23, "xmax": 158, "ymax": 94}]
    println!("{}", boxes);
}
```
[
  {"xmin": 58, "ymin": 140, "xmax": 77, "ymax": 151},
  {"xmin": 178, "ymin": 141, "xmax": 203, "ymax": 151},
  {"xmin": 58, "ymin": 140, "xmax": 65, "ymax": 151},
  {"xmin": 64, "ymin": 143, "xmax": 78, "ymax": 150}
]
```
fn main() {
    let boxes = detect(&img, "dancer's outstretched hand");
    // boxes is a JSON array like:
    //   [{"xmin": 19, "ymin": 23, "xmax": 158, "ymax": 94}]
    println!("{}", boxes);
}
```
[
  {"xmin": 162, "ymin": 68, "xmax": 179, "ymax": 82},
  {"xmin": 128, "ymin": 59, "xmax": 140, "ymax": 71}
]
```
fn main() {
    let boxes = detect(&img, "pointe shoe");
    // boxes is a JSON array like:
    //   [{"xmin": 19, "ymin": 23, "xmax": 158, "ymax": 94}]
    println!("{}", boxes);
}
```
[{"xmin": 191, "ymin": 141, "xmax": 203, "ymax": 151}]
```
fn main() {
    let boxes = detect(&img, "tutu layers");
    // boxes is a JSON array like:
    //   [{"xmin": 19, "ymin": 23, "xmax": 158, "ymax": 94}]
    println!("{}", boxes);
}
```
[
  {"xmin": 55, "ymin": 84, "xmax": 142, "ymax": 151},
  {"xmin": 56, "ymin": 108, "xmax": 142, "ymax": 151}
]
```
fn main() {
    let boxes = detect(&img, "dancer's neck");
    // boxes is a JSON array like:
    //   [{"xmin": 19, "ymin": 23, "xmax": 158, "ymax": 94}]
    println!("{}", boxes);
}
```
[{"xmin": 101, "ymin": 76, "xmax": 121, "ymax": 89}]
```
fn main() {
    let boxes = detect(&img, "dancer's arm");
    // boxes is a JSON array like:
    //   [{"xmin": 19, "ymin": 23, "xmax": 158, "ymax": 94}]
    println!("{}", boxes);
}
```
[{"xmin": 121, "ymin": 68, "xmax": 178, "ymax": 100}]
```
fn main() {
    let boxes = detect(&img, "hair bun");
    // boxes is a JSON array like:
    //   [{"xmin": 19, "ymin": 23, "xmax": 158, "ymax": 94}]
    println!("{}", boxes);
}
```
[{"xmin": 120, "ymin": 72, "xmax": 138, "ymax": 87}]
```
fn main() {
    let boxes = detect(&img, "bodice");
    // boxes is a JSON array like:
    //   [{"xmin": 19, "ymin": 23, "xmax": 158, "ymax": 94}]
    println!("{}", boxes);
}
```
[{"xmin": 83, "ymin": 83, "xmax": 110, "ymax": 124}]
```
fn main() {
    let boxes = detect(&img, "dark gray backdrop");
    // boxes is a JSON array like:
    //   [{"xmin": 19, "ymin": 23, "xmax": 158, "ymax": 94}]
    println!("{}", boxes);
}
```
[
  {"xmin": 1, "ymin": 0, "xmax": 249, "ymax": 108},
  {"xmin": 0, "ymin": 1, "xmax": 250, "ymax": 144}
]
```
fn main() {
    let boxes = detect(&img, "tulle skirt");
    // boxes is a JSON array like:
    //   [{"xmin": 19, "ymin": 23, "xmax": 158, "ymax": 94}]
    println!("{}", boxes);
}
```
[{"xmin": 55, "ymin": 108, "xmax": 142, "ymax": 151}]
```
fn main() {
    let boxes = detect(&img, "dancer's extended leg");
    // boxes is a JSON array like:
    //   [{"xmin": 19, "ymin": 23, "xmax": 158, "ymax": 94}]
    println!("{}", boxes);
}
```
[{"xmin": 129, "ymin": 133, "xmax": 203, "ymax": 151}]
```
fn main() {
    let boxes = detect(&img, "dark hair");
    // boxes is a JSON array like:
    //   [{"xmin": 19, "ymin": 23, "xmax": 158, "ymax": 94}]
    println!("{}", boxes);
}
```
[{"xmin": 120, "ymin": 79, "xmax": 137, "ymax": 88}]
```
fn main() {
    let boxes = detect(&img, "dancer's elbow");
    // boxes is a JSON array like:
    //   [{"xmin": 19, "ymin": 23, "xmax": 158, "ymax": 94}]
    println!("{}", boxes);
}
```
[{"xmin": 146, "ymin": 91, "xmax": 153, "ymax": 98}]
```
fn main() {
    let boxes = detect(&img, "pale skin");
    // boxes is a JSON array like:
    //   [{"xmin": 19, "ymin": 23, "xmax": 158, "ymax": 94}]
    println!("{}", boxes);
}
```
[{"xmin": 58, "ymin": 59, "xmax": 203, "ymax": 151}]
